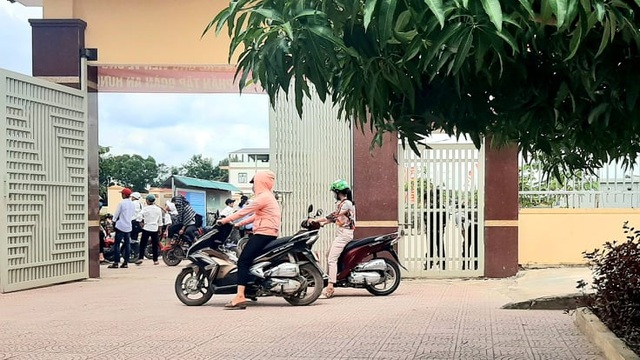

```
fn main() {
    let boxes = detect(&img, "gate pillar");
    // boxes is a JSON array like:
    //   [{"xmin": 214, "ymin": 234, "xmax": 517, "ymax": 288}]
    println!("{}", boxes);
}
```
[
  {"xmin": 353, "ymin": 130, "xmax": 398, "ymax": 239},
  {"xmin": 30, "ymin": 19, "xmax": 101, "ymax": 278},
  {"xmin": 484, "ymin": 139, "xmax": 519, "ymax": 278}
]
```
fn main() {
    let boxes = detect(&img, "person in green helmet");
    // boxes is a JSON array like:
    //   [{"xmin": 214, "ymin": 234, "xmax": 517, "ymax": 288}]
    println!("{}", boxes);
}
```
[{"xmin": 310, "ymin": 179, "xmax": 356, "ymax": 298}]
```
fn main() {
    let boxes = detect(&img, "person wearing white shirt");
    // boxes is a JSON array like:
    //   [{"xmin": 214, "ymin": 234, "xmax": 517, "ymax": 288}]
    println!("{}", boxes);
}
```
[
  {"xmin": 220, "ymin": 198, "xmax": 236, "ymax": 218},
  {"xmin": 135, "ymin": 194, "xmax": 163, "ymax": 265},
  {"xmin": 109, "ymin": 188, "xmax": 136, "ymax": 268},
  {"xmin": 130, "ymin": 192, "xmax": 143, "ymax": 242}
]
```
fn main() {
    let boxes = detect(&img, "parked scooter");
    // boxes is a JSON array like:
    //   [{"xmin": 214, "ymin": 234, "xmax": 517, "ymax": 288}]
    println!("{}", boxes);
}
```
[
  {"xmin": 331, "ymin": 231, "xmax": 405, "ymax": 296},
  {"xmin": 174, "ymin": 205, "xmax": 326, "ymax": 306}
]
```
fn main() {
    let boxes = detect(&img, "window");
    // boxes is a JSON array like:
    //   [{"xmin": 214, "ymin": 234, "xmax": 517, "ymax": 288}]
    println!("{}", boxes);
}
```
[{"xmin": 238, "ymin": 173, "xmax": 248, "ymax": 183}]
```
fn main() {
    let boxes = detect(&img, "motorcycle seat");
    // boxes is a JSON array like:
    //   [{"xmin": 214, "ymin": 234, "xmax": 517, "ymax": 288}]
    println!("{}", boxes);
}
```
[
  {"xmin": 262, "ymin": 236, "xmax": 294, "ymax": 252},
  {"xmin": 342, "ymin": 235, "xmax": 381, "ymax": 254}
]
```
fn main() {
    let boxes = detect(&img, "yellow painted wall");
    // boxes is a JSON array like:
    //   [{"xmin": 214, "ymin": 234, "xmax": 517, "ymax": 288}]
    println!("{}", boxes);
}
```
[
  {"xmin": 102, "ymin": 186, "xmax": 173, "ymax": 216},
  {"xmin": 43, "ymin": 0, "xmax": 234, "ymax": 65},
  {"xmin": 519, "ymin": 208, "xmax": 640, "ymax": 266}
]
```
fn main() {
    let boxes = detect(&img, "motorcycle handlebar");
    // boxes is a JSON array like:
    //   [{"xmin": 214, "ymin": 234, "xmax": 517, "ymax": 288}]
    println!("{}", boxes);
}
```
[{"xmin": 300, "ymin": 219, "xmax": 322, "ymax": 231}]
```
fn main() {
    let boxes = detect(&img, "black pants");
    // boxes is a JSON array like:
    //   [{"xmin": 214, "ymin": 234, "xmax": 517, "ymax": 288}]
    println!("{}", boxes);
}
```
[
  {"xmin": 114, "ymin": 228, "xmax": 131, "ymax": 264},
  {"xmin": 168, "ymin": 223, "xmax": 197, "ymax": 241},
  {"xmin": 237, "ymin": 234, "xmax": 276, "ymax": 286},
  {"xmin": 139, "ymin": 229, "xmax": 159, "ymax": 261},
  {"xmin": 131, "ymin": 220, "xmax": 142, "ymax": 241},
  {"xmin": 99, "ymin": 228, "xmax": 106, "ymax": 254}
]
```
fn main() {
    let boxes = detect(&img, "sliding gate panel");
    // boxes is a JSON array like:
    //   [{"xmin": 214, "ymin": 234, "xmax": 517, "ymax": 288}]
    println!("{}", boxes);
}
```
[
  {"xmin": 0, "ymin": 69, "xmax": 88, "ymax": 293},
  {"xmin": 398, "ymin": 141, "xmax": 484, "ymax": 277}
]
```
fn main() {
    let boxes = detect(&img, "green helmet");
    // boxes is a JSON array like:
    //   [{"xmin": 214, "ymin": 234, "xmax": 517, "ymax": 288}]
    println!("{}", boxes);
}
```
[{"xmin": 330, "ymin": 179, "xmax": 350, "ymax": 192}]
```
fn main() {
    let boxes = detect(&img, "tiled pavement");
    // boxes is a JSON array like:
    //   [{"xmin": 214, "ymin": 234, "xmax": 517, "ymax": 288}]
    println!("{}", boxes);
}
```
[{"xmin": 0, "ymin": 265, "xmax": 602, "ymax": 359}]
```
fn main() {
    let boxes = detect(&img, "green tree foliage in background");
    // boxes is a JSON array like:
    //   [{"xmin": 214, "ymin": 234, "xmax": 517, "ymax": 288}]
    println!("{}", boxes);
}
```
[
  {"xmin": 99, "ymin": 149, "xmax": 230, "ymax": 197},
  {"xmin": 180, "ymin": 155, "xmax": 229, "ymax": 182},
  {"xmin": 210, "ymin": 0, "xmax": 640, "ymax": 176}
]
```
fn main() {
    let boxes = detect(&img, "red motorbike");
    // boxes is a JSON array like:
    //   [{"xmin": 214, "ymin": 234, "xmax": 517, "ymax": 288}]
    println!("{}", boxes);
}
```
[{"xmin": 334, "ymin": 232, "xmax": 405, "ymax": 296}]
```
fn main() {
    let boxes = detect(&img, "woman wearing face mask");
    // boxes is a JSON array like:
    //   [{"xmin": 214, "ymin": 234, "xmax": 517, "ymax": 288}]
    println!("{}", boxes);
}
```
[
  {"xmin": 310, "ymin": 179, "xmax": 356, "ymax": 298},
  {"xmin": 217, "ymin": 170, "xmax": 281, "ymax": 309}
]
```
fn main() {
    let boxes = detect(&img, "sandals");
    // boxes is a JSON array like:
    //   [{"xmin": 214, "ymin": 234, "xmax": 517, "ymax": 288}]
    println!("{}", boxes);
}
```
[{"xmin": 223, "ymin": 301, "xmax": 247, "ymax": 310}]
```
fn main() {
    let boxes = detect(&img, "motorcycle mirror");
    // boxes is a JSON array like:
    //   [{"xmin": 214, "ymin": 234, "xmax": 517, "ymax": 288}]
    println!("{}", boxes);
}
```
[
  {"xmin": 307, "ymin": 204, "xmax": 314, "ymax": 214},
  {"xmin": 316, "ymin": 209, "xmax": 323, "ymax": 216}
]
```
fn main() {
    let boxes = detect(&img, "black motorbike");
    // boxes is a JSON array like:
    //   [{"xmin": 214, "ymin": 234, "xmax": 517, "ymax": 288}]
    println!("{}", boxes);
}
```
[
  {"xmin": 103, "ymin": 233, "xmax": 140, "ymax": 264},
  {"xmin": 174, "ymin": 205, "xmax": 326, "ymax": 306}
]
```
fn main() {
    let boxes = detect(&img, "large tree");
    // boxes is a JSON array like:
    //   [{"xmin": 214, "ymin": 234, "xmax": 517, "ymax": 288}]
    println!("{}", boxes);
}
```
[
  {"xmin": 99, "ymin": 147, "xmax": 160, "ymax": 193},
  {"xmin": 180, "ymin": 154, "xmax": 229, "ymax": 181},
  {"xmin": 210, "ymin": 0, "xmax": 640, "ymax": 176}
]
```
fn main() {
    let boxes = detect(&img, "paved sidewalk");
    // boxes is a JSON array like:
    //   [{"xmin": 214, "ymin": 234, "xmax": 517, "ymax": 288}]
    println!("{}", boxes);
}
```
[{"xmin": 0, "ymin": 265, "xmax": 601, "ymax": 359}]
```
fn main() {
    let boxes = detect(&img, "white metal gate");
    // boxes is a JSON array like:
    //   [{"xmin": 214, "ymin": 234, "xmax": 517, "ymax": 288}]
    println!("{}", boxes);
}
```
[
  {"xmin": 0, "ymin": 69, "xmax": 88, "ymax": 293},
  {"xmin": 398, "ymin": 139, "xmax": 485, "ymax": 277},
  {"xmin": 269, "ymin": 86, "xmax": 352, "ymax": 269}
]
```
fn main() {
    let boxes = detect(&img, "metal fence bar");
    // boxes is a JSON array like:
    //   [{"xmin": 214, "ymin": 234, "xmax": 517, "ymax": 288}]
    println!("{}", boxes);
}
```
[
  {"xmin": 399, "ymin": 139, "xmax": 484, "ymax": 277},
  {"xmin": 269, "ymin": 84, "xmax": 352, "ymax": 270},
  {"xmin": 519, "ymin": 153, "xmax": 640, "ymax": 208}
]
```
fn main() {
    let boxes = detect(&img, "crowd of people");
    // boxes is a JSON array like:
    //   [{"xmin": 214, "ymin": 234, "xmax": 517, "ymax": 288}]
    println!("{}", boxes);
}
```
[
  {"xmin": 99, "ymin": 189, "xmax": 200, "ymax": 268},
  {"xmin": 98, "ymin": 191, "xmax": 257, "ymax": 268}
]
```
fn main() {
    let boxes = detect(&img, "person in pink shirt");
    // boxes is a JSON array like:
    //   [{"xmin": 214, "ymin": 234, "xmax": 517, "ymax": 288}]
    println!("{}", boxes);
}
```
[{"xmin": 218, "ymin": 170, "xmax": 281, "ymax": 309}]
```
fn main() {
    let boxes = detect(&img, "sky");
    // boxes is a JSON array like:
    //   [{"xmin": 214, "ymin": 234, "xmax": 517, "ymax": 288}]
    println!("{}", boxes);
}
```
[{"xmin": 0, "ymin": 2, "xmax": 270, "ymax": 167}]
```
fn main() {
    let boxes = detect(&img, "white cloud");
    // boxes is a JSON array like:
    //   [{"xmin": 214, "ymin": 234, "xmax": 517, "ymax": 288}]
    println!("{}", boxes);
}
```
[
  {"xmin": 0, "ymin": 2, "xmax": 41, "ymax": 22},
  {"xmin": 0, "ymin": 3, "xmax": 41, "ymax": 75},
  {"xmin": 99, "ymin": 93, "xmax": 270, "ymax": 167},
  {"xmin": 0, "ymin": 5, "xmax": 270, "ymax": 170}
]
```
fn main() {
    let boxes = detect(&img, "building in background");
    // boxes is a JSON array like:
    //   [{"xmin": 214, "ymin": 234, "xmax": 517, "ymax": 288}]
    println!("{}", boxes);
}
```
[
  {"xmin": 224, "ymin": 148, "xmax": 270, "ymax": 194},
  {"xmin": 160, "ymin": 175, "xmax": 240, "ymax": 218},
  {"xmin": 103, "ymin": 176, "xmax": 240, "ymax": 222}
]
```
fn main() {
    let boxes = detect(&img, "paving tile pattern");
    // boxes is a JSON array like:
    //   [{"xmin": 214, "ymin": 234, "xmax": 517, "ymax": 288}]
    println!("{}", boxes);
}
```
[{"xmin": 0, "ymin": 265, "xmax": 602, "ymax": 359}]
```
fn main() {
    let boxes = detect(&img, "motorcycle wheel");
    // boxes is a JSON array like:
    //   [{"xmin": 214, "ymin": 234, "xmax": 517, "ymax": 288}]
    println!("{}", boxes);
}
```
[
  {"xmin": 162, "ymin": 248, "xmax": 183, "ymax": 266},
  {"xmin": 103, "ymin": 247, "xmax": 114, "ymax": 262},
  {"xmin": 365, "ymin": 259, "xmax": 401, "ymax": 296},
  {"xmin": 174, "ymin": 268, "xmax": 213, "ymax": 306},
  {"xmin": 144, "ymin": 244, "xmax": 153, "ymax": 260},
  {"xmin": 119, "ymin": 244, "xmax": 139, "ymax": 263},
  {"xmin": 129, "ymin": 250, "xmax": 139, "ymax": 264},
  {"xmin": 236, "ymin": 237, "xmax": 248, "ymax": 256},
  {"xmin": 284, "ymin": 264, "xmax": 324, "ymax": 306}
]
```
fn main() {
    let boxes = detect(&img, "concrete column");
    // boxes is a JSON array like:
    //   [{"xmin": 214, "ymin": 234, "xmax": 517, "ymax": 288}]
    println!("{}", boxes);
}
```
[
  {"xmin": 352, "ymin": 129, "xmax": 398, "ymax": 238},
  {"xmin": 483, "ymin": 139, "xmax": 519, "ymax": 278}
]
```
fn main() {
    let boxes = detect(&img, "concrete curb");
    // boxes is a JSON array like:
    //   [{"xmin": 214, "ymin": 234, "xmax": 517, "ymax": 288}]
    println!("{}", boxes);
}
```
[
  {"xmin": 501, "ymin": 293, "xmax": 589, "ymax": 310},
  {"xmin": 574, "ymin": 307, "xmax": 639, "ymax": 360}
]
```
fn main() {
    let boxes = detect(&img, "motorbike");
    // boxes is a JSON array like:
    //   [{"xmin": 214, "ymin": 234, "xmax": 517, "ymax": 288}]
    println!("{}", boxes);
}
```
[
  {"xmin": 144, "ymin": 231, "xmax": 173, "ymax": 260},
  {"xmin": 102, "ymin": 231, "xmax": 141, "ymax": 264},
  {"xmin": 174, "ymin": 205, "xmax": 326, "ymax": 307},
  {"xmin": 162, "ymin": 229, "xmax": 199, "ymax": 266},
  {"xmin": 162, "ymin": 214, "xmax": 213, "ymax": 266},
  {"xmin": 332, "ymin": 231, "xmax": 405, "ymax": 296}
]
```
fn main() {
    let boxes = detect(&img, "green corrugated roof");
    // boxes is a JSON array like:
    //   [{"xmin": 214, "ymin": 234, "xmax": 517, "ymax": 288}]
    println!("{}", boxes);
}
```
[{"xmin": 164, "ymin": 175, "xmax": 240, "ymax": 192}]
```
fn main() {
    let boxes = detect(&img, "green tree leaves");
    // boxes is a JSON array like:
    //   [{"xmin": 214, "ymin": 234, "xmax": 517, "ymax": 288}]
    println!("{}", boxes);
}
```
[
  {"xmin": 99, "ymin": 150, "xmax": 229, "ymax": 194},
  {"xmin": 180, "ymin": 154, "xmax": 228, "ymax": 182},
  {"xmin": 424, "ymin": 0, "xmax": 446, "ymax": 28},
  {"xmin": 99, "ymin": 152, "xmax": 160, "ymax": 193},
  {"xmin": 480, "ymin": 0, "xmax": 503, "ymax": 31},
  {"xmin": 210, "ymin": 0, "xmax": 640, "ymax": 173}
]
